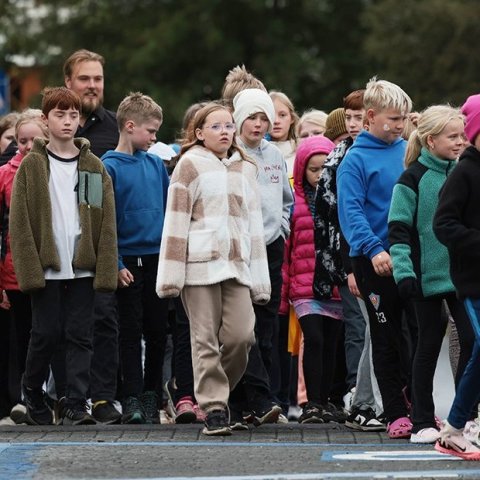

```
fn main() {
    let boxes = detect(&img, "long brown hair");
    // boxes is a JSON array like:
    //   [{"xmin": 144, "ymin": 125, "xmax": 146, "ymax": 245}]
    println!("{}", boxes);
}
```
[{"xmin": 180, "ymin": 102, "xmax": 247, "ymax": 160}]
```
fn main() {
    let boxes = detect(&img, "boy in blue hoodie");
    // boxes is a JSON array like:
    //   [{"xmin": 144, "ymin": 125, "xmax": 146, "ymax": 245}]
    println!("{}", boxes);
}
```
[
  {"xmin": 102, "ymin": 92, "xmax": 170, "ymax": 425},
  {"xmin": 337, "ymin": 77, "xmax": 413, "ymax": 439}
]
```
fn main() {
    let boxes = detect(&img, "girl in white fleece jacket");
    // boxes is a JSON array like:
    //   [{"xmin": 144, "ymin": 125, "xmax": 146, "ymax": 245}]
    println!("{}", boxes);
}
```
[{"xmin": 156, "ymin": 103, "xmax": 270, "ymax": 436}]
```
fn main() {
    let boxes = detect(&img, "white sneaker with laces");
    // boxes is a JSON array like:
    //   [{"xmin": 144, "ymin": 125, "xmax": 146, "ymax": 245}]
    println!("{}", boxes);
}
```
[{"xmin": 410, "ymin": 427, "xmax": 440, "ymax": 444}]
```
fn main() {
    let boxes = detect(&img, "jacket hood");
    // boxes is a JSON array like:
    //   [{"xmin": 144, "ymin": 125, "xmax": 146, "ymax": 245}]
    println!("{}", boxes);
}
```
[
  {"xmin": 102, "ymin": 149, "xmax": 144, "ymax": 163},
  {"xmin": 293, "ymin": 136, "xmax": 335, "ymax": 190},
  {"xmin": 349, "ymin": 130, "xmax": 404, "ymax": 152}
]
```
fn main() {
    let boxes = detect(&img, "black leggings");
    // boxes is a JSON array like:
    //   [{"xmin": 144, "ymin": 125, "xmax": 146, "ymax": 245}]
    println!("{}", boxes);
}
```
[
  {"xmin": 411, "ymin": 294, "xmax": 474, "ymax": 432},
  {"xmin": 299, "ymin": 314, "xmax": 342, "ymax": 405}
]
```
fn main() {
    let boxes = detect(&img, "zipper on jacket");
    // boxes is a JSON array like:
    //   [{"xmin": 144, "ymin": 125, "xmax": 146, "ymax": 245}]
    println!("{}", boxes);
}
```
[
  {"xmin": 137, "ymin": 257, "xmax": 143, "ymax": 267},
  {"xmin": 85, "ymin": 175, "xmax": 90, "ymax": 208}
]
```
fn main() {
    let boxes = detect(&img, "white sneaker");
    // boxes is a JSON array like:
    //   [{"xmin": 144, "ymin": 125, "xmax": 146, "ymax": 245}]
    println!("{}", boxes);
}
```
[
  {"xmin": 10, "ymin": 403, "xmax": 27, "ymax": 424},
  {"xmin": 464, "ymin": 419, "xmax": 480, "ymax": 442},
  {"xmin": 0, "ymin": 416, "xmax": 15, "ymax": 426},
  {"xmin": 410, "ymin": 427, "xmax": 440, "ymax": 444},
  {"xmin": 277, "ymin": 413, "xmax": 289, "ymax": 424},
  {"xmin": 287, "ymin": 405, "xmax": 302, "ymax": 421},
  {"xmin": 436, "ymin": 421, "xmax": 480, "ymax": 460},
  {"xmin": 343, "ymin": 387, "xmax": 356, "ymax": 413}
]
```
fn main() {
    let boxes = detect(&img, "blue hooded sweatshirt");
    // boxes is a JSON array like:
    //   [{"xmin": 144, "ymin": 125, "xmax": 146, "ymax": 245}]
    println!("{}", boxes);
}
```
[
  {"xmin": 102, "ymin": 149, "xmax": 169, "ymax": 270},
  {"xmin": 337, "ymin": 130, "xmax": 406, "ymax": 259}
]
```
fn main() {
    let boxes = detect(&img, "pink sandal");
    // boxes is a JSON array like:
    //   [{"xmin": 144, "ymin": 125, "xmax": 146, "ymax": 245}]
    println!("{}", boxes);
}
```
[{"xmin": 387, "ymin": 416, "xmax": 412, "ymax": 439}]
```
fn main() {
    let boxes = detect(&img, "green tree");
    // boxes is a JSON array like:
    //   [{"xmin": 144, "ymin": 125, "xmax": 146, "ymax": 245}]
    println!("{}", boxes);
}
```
[
  {"xmin": 0, "ymin": 0, "xmax": 370, "ymax": 139},
  {"xmin": 362, "ymin": 0, "xmax": 480, "ymax": 109}
]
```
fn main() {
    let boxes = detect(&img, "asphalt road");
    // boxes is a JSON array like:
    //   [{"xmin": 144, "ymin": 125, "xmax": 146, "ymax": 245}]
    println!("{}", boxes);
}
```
[{"xmin": 1, "ymin": 421, "xmax": 479, "ymax": 480}]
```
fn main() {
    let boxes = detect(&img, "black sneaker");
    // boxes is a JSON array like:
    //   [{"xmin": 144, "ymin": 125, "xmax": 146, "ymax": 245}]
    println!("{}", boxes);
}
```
[
  {"xmin": 92, "ymin": 401, "xmax": 121, "ymax": 425},
  {"xmin": 60, "ymin": 400, "xmax": 96, "ymax": 426},
  {"xmin": 345, "ymin": 406, "xmax": 386, "ymax": 432},
  {"xmin": 253, "ymin": 403, "xmax": 282, "ymax": 427},
  {"xmin": 203, "ymin": 409, "xmax": 231, "ymax": 436},
  {"xmin": 121, "ymin": 396, "xmax": 146, "ymax": 424},
  {"xmin": 298, "ymin": 402, "xmax": 324, "ymax": 424},
  {"xmin": 22, "ymin": 384, "xmax": 53, "ymax": 425},
  {"xmin": 140, "ymin": 391, "xmax": 160, "ymax": 424},
  {"xmin": 230, "ymin": 409, "xmax": 249, "ymax": 431},
  {"xmin": 322, "ymin": 402, "xmax": 347, "ymax": 424}
]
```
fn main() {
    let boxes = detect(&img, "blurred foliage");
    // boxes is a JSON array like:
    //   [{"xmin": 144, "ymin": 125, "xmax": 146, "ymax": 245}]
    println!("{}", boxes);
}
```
[{"xmin": 1, "ymin": 0, "xmax": 479, "ymax": 140}]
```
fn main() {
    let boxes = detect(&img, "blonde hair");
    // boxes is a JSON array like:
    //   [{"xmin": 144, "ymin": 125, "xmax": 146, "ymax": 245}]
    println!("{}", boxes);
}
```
[
  {"xmin": 364, "ymin": 76, "xmax": 412, "ymax": 114},
  {"xmin": 402, "ymin": 113, "xmax": 418, "ymax": 141},
  {"xmin": 221, "ymin": 65, "xmax": 266, "ymax": 109},
  {"xmin": 15, "ymin": 109, "xmax": 48, "ymax": 139},
  {"xmin": 116, "ymin": 92, "xmax": 163, "ymax": 130},
  {"xmin": 297, "ymin": 109, "xmax": 328, "ymax": 137},
  {"xmin": 180, "ymin": 102, "xmax": 246, "ymax": 160},
  {"xmin": 404, "ymin": 105, "xmax": 464, "ymax": 168},
  {"xmin": 63, "ymin": 49, "xmax": 104, "ymax": 78},
  {"xmin": 269, "ymin": 90, "xmax": 299, "ymax": 142}
]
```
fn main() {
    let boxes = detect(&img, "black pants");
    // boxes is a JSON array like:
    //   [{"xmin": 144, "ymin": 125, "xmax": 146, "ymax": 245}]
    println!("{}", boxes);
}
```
[
  {"xmin": 172, "ymin": 297, "xmax": 195, "ymax": 403},
  {"xmin": 116, "ymin": 254, "xmax": 169, "ymax": 398},
  {"xmin": 352, "ymin": 256, "xmax": 410, "ymax": 423},
  {"xmin": 24, "ymin": 278, "xmax": 95, "ymax": 405},
  {"xmin": 0, "ymin": 306, "xmax": 12, "ymax": 417},
  {"xmin": 271, "ymin": 312, "xmax": 292, "ymax": 413},
  {"xmin": 90, "ymin": 291, "xmax": 119, "ymax": 403},
  {"xmin": 229, "ymin": 236, "xmax": 285, "ymax": 413},
  {"xmin": 299, "ymin": 314, "xmax": 343, "ymax": 405},
  {"xmin": 411, "ymin": 294, "xmax": 474, "ymax": 432},
  {"xmin": 253, "ymin": 236, "xmax": 285, "ymax": 379},
  {"xmin": 5, "ymin": 290, "xmax": 32, "ymax": 404}
]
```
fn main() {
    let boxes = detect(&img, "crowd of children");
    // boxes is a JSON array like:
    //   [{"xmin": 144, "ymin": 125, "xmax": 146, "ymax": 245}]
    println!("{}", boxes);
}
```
[{"xmin": 1, "ymin": 49, "xmax": 480, "ymax": 459}]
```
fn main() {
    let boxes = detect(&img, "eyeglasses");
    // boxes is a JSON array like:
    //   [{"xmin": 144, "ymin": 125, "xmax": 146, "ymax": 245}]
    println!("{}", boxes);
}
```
[{"xmin": 203, "ymin": 123, "xmax": 236, "ymax": 133}]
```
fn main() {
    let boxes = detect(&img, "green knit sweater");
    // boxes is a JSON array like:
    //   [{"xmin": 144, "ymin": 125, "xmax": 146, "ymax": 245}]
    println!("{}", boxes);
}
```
[
  {"xmin": 9, "ymin": 137, "xmax": 118, "ymax": 293},
  {"xmin": 388, "ymin": 148, "xmax": 455, "ymax": 297}
]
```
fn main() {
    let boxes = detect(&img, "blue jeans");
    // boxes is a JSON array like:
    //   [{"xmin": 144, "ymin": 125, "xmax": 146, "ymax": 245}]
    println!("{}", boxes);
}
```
[{"xmin": 447, "ymin": 297, "xmax": 480, "ymax": 429}]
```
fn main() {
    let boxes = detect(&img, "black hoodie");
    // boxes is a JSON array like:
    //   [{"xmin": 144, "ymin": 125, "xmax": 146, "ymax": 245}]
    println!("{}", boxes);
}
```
[{"xmin": 433, "ymin": 145, "xmax": 480, "ymax": 298}]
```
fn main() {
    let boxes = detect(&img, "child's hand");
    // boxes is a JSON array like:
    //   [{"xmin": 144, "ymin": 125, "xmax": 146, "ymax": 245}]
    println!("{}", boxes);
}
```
[
  {"xmin": 118, "ymin": 268, "xmax": 134, "ymax": 288},
  {"xmin": 0, "ymin": 290, "xmax": 11, "ymax": 310},
  {"xmin": 371, "ymin": 251, "xmax": 393, "ymax": 277},
  {"xmin": 347, "ymin": 273, "xmax": 362, "ymax": 298}
]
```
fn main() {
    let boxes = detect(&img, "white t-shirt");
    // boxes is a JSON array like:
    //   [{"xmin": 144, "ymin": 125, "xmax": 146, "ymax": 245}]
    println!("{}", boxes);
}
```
[{"xmin": 44, "ymin": 150, "xmax": 93, "ymax": 280}]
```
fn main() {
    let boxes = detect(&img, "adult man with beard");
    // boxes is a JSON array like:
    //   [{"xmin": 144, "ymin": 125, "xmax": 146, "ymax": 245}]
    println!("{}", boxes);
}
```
[
  {"xmin": 62, "ymin": 49, "xmax": 121, "ymax": 424},
  {"xmin": 64, "ymin": 49, "xmax": 119, "ymax": 157}
]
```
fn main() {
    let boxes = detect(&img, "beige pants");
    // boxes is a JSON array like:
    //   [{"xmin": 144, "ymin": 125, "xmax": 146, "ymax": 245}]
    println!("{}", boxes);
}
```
[{"xmin": 181, "ymin": 279, "xmax": 255, "ymax": 412}]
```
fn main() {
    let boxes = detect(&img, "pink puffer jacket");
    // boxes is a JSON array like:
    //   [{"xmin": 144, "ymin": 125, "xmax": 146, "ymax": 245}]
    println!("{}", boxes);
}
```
[{"xmin": 280, "ymin": 136, "xmax": 338, "ymax": 315}]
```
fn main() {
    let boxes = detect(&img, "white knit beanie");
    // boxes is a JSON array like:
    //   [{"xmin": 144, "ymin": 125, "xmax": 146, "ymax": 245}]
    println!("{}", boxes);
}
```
[{"xmin": 233, "ymin": 88, "xmax": 275, "ymax": 132}]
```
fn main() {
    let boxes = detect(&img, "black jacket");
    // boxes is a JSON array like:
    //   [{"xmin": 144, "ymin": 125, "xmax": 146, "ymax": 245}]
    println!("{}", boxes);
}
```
[
  {"xmin": 433, "ymin": 146, "xmax": 480, "ymax": 298},
  {"xmin": 76, "ymin": 106, "xmax": 119, "ymax": 158}
]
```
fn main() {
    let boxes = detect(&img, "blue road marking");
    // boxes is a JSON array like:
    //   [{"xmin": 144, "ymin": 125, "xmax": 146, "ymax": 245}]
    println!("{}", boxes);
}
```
[
  {"xmin": 0, "ymin": 444, "xmax": 37, "ymax": 480},
  {"xmin": 322, "ymin": 449, "xmax": 460, "ymax": 461}
]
